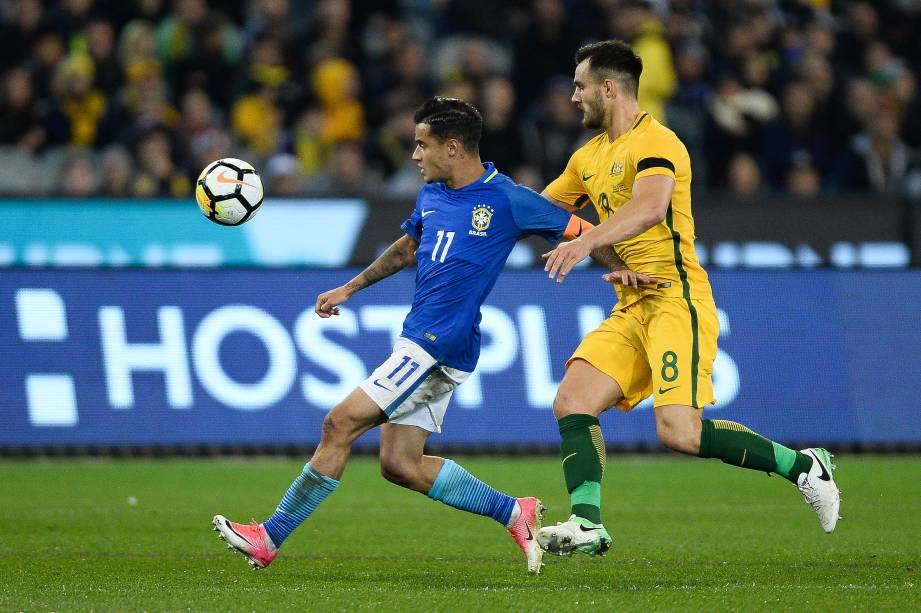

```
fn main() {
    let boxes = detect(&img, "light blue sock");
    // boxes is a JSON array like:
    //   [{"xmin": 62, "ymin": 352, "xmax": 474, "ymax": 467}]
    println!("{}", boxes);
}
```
[
  {"xmin": 427, "ymin": 459, "xmax": 516, "ymax": 525},
  {"xmin": 263, "ymin": 463, "xmax": 339, "ymax": 547}
]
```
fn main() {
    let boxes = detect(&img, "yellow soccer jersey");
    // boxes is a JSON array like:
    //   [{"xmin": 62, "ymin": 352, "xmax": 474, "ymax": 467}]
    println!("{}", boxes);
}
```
[{"xmin": 545, "ymin": 112, "xmax": 712, "ymax": 309}]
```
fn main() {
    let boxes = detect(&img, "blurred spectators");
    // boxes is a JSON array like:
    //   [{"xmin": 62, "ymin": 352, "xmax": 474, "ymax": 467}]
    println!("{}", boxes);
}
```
[
  {"xmin": 478, "ymin": 76, "xmax": 527, "ymax": 176},
  {"xmin": 293, "ymin": 106, "xmax": 333, "ymax": 178},
  {"xmin": 667, "ymin": 41, "xmax": 711, "ymax": 184},
  {"xmin": 44, "ymin": 53, "xmax": 110, "ymax": 147},
  {"xmin": 512, "ymin": 0, "xmax": 578, "ymax": 113},
  {"xmin": 311, "ymin": 57, "xmax": 365, "ymax": 143},
  {"xmin": 99, "ymin": 145, "xmax": 135, "ymax": 197},
  {"xmin": 760, "ymin": 81, "xmax": 833, "ymax": 191},
  {"xmin": 607, "ymin": 0, "xmax": 677, "ymax": 124},
  {"xmin": 264, "ymin": 152, "xmax": 306, "ymax": 197},
  {"xmin": 726, "ymin": 152, "xmax": 762, "ymax": 198},
  {"xmin": 84, "ymin": 18, "xmax": 123, "ymax": 95},
  {"xmin": 0, "ymin": 0, "xmax": 917, "ymax": 198},
  {"xmin": 833, "ymin": 111, "xmax": 917, "ymax": 194},
  {"xmin": 0, "ymin": 67, "xmax": 46, "ymax": 153},
  {"xmin": 57, "ymin": 150, "xmax": 98, "ymax": 197},
  {"xmin": 786, "ymin": 152, "xmax": 822, "ymax": 198},
  {"xmin": 520, "ymin": 77, "xmax": 587, "ymax": 187},
  {"xmin": 160, "ymin": 3, "xmax": 244, "ymax": 105},
  {"xmin": 231, "ymin": 82, "xmax": 282, "ymax": 156},
  {"xmin": 705, "ymin": 73, "xmax": 778, "ymax": 189},
  {"xmin": 304, "ymin": 141, "xmax": 383, "ymax": 198},
  {"xmin": 0, "ymin": 0, "xmax": 45, "ymax": 66},
  {"xmin": 132, "ymin": 127, "xmax": 191, "ymax": 197}
]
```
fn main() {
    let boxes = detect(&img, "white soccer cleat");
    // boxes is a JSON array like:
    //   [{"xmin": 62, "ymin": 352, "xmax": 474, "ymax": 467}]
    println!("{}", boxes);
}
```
[
  {"xmin": 536, "ymin": 514, "xmax": 612, "ymax": 556},
  {"xmin": 796, "ymin": 448, "xmax": 841, "ymax": 533}
]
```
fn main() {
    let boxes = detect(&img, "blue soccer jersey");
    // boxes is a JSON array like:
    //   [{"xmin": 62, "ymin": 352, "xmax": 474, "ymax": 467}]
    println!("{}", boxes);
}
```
[{"xmin": 399, "ymin": 163, "xmax": 572, "ymax": 371}]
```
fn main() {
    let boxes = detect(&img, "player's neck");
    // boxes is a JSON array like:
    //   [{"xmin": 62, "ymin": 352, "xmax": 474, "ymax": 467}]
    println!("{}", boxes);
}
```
[
  {"xmin": 445, "ymin": 157, "xmax": 485, "ymax": 190},
  {"xmin": 605, "ymin": 101, "xmax": 643, "ymax": 143}
]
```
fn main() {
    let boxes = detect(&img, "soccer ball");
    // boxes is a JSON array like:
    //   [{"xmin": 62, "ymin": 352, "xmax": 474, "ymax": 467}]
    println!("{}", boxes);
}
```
[{"xmin": 195, "ymin": 158, "xmax": 264, "ymax": 226}]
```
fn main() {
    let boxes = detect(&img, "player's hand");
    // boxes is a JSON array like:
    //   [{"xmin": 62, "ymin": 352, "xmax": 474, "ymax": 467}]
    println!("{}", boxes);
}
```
[
  {"xmin": 542, "ymin": 238, "xmax": 592, "ymax": 283},
  {"xmin": 315, "ymin": 286, "xmax": 351, "ymax": 318},
  {"xmin": 602, "ymin": 267, "xmax": 657, "ymax": 289}
]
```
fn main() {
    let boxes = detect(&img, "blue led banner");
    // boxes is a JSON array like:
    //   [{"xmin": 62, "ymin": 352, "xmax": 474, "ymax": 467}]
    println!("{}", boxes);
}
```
[
  {"xmin": 2, "ymin": 269, "xmax": 919, "ymax": 446},
  {"xmin": 0, "ymin": 199, "xmax": 367, "ymax": 267},
  {"xmin": 2, "ymin": 197, "xmax": 913, "ymax": 268}
]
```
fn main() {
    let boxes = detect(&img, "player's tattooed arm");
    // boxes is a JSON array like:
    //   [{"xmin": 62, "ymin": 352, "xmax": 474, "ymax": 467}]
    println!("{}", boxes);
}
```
[
  {"xmin": 347, "ymin": 234, "xmax": 419, "ymax": 292},
  {"xmin": 315, "ymin": 234, "xmax": 419, "ymax": 318},
  {"xmin": 584, "ymin": 246, "xmax": 658, "ymax": 289},
  {"xmin": 589, "ymin": 244, "xmax": 626, "ymax": 271}
]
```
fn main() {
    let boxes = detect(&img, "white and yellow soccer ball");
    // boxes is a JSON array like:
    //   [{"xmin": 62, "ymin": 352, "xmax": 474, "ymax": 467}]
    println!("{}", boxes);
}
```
[{"xmin": 195, "ymin": 158, "xmax": 264, "ymax": 226}]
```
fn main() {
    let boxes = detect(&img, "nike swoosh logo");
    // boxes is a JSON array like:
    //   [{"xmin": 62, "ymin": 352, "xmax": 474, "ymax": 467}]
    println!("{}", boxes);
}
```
[
  {"xmin": 807, "ymin": 450, "xmax": 831, "ymax": 481},
  {"xmin": 422, "ymin": 210, "xmax": 436, "ymax": 217},
  {"xmin": 561, "ymin": 452, "xmax": 578, "ymax": 465},
  {"xmin": 225, "ymin": 519, "xmax": 255, "ymax": 547},
  {"xmin": 217, "ymin": 170, "xmax": 255, "ymax": 187},
  {"xmin": 658, "ymin": 385, "xmax": 680, "ymax": 394},
  {"xmin": 581, "ymin": 173, "xmax": 596, "ymax": 181},
  {"xmin": 373, "ymin": 379, "xmax": 392, "ymax": 391},
  {"xmin": 525, "ymin": 523, "xmax": 533, "ymax": 541},
  {"xmin": 579, "ymin": 525, "xmax": 597, "ymax": 532}
]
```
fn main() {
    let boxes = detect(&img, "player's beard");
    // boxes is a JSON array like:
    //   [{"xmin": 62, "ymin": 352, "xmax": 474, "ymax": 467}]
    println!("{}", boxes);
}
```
[{"xmin": 581, "ymin": 98, "xmax": 603, "ymax": 130}]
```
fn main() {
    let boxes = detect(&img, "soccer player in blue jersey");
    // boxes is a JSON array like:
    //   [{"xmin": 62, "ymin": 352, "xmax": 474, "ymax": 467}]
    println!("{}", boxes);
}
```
[{"xmin": 213, "ymin": 97, "xmax": 626, "ymax": 574}]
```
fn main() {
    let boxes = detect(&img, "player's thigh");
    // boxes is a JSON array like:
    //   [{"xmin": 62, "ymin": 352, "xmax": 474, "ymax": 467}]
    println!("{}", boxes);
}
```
[
  {"xmin": 324, "ymin": 386, "xmax": 388, "ymax": 439},
  {"xmin": 554, "ymin": 358, "xmax": 626, "ymax": 417},
  {"xmin": 359, "ymin": 338, "xmax": 441, "ymax": 419},
  {"xmin": 563, "ymin": 305, "xmax": 652, "ymax": 414},
  {"xmin": 361, "ymin": 337, "xmax": 471, "ymax": 435},
  {"xmin": 387, "ymin": 365, "xmax": 469, "ymax": 434},
  {"xmin": 645, "ymin": 298, "xmax": 719, "ymax": 409}
]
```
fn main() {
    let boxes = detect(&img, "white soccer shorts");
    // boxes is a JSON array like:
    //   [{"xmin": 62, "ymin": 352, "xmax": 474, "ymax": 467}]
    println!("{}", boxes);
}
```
[{"xmin": 359, "ymin": 337, "xmax": 470, "ymax": 433}]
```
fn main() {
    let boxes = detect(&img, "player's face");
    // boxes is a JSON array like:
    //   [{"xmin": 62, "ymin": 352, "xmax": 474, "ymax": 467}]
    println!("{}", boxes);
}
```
[
  {"xmin": 572, "ymin": 60, "xmax": 605, "ymax": 130},
  {"xmin": 412, "ymin": 123, "xmax": 451, "ymax": 183}
]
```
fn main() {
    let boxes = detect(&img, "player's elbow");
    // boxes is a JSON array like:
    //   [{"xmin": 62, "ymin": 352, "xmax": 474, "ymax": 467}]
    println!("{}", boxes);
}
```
[{"xmin": 644, "ymin": 199, "xmax": 669, "ymax": 226}]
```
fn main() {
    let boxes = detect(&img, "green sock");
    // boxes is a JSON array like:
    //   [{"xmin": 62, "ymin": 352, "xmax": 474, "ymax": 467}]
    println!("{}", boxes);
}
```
[
  {"xmin": 699, "ymin": 419, "xmax": 812, "ymax": 483},
  {"xmin": 558, "ymin": 414, "xmax": 606, "ymax": 524}
]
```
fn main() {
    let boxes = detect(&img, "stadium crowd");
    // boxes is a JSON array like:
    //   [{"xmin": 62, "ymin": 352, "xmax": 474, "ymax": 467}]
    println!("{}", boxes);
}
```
[{"xmin": 1, "ymin": 0, "xmax": 920, "ymax": 199}]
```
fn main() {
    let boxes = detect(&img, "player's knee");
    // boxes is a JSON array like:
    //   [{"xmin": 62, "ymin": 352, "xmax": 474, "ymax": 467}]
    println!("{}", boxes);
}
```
[
  {"xmin": 656, "ymin": 418, "xmax": 700, "ymax": 455},
  {"xmin": 321, "ymin": 409, "xmax": 353, "ymax": 444},
  {"xmin": 552, "ymin": 387, "xmax": 582, "ymax": 419},
  {"xmin": 379, "ymin": 456, "xmax": 419, "ymax": 488}
]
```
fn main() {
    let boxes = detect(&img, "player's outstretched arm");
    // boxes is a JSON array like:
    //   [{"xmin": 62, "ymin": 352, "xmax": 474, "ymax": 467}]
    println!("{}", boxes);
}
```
[
  {"xmin": 315, "ymin": 234, "xmax": 419, "ymax": 318},
  {"xmin": 554, "ymin": 202, "xmax": 655, "ymax": 287},
  {"xmin": 543, "ymin": 175, "xmax": 674, "ymax": 282}
]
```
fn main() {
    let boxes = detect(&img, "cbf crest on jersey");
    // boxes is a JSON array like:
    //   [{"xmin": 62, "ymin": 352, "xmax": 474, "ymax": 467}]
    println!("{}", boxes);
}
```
[{"xmin": 469, "ymin": 204, "xmax": 493, "ymax": 236}]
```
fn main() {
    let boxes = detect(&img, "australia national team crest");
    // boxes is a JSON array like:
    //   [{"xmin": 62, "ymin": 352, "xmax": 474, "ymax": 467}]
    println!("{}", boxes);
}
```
[{"xmin": 469, "ymin": 204, "xmax": 493, "ymax": 236}]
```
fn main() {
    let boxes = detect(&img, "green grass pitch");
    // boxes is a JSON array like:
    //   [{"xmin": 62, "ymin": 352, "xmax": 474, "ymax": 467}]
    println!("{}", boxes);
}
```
[{"xmin": 1, "ymin": 456, "xmax": 918, "ymax": 611}]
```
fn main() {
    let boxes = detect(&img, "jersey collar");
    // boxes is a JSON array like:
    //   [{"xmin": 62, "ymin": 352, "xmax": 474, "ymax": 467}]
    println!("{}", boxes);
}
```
[
  {"xmin": 607, "ymin": 112, "xmax": 649, "ymax": 145},
  {"xmin": 441, "ymin": 162, "xmax": 498, "ymax": 192}
]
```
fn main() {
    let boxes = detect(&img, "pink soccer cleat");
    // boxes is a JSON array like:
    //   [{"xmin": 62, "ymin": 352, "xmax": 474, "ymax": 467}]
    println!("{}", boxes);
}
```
[
  {"xmin": 507, "ymin": 497, "xmax": 545, "ymax": 574},
  {"xmin": 212, "ymin": 515, "xmax": 278, "ymax": 570}
]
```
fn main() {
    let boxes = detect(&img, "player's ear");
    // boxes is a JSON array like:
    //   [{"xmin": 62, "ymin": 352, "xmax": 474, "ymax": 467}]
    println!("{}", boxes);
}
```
[{"xmin": 604, "ymin": 77, "xmax": 618, "ymax": 99}]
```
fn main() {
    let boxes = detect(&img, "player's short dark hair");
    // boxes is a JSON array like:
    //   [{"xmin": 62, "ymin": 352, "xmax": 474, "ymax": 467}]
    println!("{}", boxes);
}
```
[
  {"xmin": 414, "ymin": 97, "xmax": 482, "ymax": 153},
  {"xmin": 575, "ymin": 40, "xmax": 643, "ymax": 96}
]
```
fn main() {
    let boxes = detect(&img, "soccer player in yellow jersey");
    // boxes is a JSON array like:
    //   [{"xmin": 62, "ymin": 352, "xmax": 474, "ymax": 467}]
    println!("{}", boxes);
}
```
[{"xmin": 535, "ymin": 40, "xmax": 841, "ymax": 556}]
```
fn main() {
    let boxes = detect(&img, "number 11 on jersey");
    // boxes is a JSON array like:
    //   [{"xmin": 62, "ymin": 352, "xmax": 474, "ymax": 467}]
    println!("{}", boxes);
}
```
[{"xmin": 432, "ymin": 230, "xmax": 455, "ymax": 263}]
